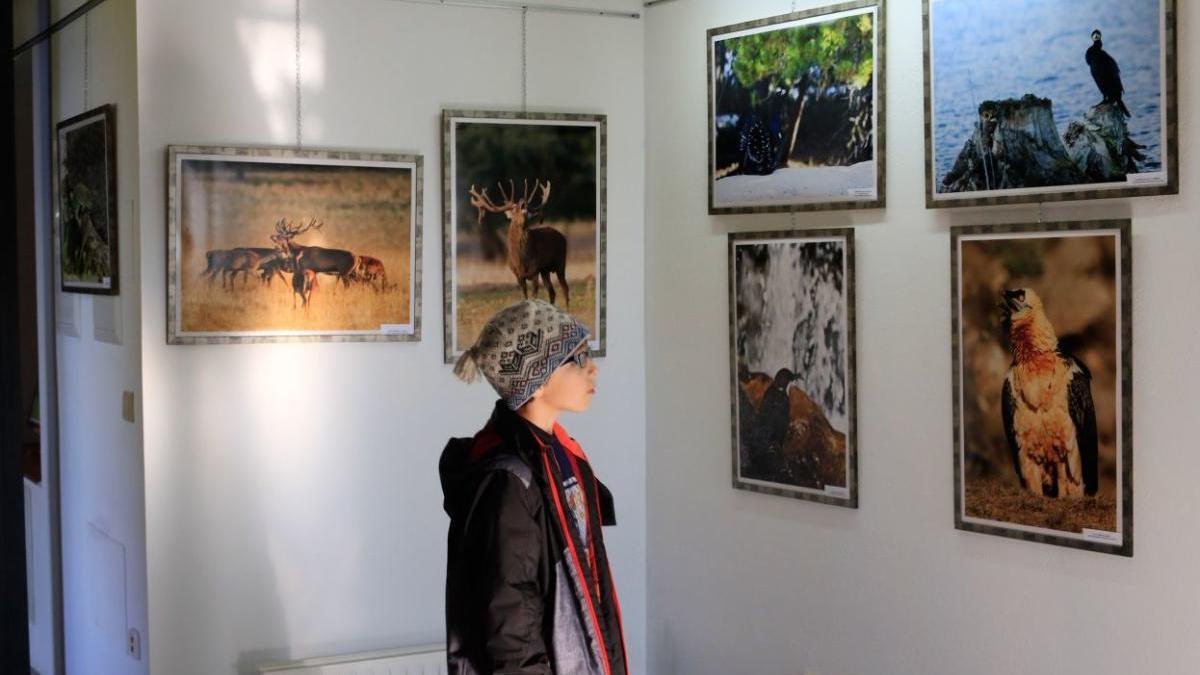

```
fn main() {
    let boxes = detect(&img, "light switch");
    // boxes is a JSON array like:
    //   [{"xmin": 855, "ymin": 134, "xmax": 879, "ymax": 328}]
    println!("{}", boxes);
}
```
[{"xmin": 121, "ymin": 391, "xmax": 135, "ymax": 423}]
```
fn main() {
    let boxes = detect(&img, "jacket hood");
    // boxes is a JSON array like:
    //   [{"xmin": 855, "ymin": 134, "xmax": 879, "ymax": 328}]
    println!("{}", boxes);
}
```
[{"xmin": 439, "ymin": 400, "xmax": 538, "ymax": 518}]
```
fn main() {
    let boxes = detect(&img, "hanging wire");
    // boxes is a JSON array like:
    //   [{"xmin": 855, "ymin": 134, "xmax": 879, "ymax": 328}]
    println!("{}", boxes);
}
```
[
  {"xmin": 83, "ymin": 13, "xmax": 90, "ymax": 109},
  {"xmin": 295, "ymin": 0, "xmax": 303, "ymax": 148},
  {"xmin": 788, "ymin": 0, "xmax": 797, "ymax": 224},
  {"xmin": 521, "ymin": 5, "xmax": 529, "ymax": 112},
  {"xmin": 1037, "ymin": 202, "xmax": 1045, "ymax": 223}
]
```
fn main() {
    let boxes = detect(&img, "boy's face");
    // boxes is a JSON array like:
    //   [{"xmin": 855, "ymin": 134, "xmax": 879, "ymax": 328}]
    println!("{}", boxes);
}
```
[{"xmin": 531, "ymin": 344, "xmax": 598, "ymax": 413}]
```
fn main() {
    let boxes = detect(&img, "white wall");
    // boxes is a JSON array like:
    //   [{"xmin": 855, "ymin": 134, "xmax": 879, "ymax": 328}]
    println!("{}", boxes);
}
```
[
  {"xmin": 49, "ymin": 0, "xmax": 148, "ymax": 674},
  {"xmin": 645, "ymin": 1, "xmax": 1200, "ymax": 674},
  {"xmin": 134, "ymin": 1, "xmax": 646, "ymax": 674}
]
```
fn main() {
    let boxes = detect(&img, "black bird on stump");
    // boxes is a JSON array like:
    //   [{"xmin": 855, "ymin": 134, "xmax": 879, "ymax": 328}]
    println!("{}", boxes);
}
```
[{"xmin": 1086, "ymin": 29, "xmax": 1130, "ymax": 117}]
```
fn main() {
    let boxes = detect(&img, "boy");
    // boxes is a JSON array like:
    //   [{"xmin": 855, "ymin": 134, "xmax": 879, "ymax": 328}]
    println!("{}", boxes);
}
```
[{"xmin": 440, "ymin": 300, "xmax": 628, "ymax": 675}]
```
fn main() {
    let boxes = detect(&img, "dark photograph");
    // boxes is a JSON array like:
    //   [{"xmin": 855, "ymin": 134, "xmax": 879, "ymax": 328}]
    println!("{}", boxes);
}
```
[
  {"xmin": 709, "ymin": 2, "xmax": 881, "ymax": 212},
  {"xmin": 56, "ymin": 104, "xmax": 118, "ymax": 294},
  {"xmin": 730, "ymin": 230, "xmax": 856, "ymax": 506}
]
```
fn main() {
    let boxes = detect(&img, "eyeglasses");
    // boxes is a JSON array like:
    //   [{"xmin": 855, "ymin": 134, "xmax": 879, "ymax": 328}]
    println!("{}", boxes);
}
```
[{"xmin": 565, "ymin": 349, "xmax": 591, "ymax": 369}]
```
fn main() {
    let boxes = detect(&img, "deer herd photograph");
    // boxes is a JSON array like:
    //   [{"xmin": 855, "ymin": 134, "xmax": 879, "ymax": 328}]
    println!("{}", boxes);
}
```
[
  {"xmin": 443, "ymin": 111, "xmax": 606, "ymax": 362},
  {"xmin": 167, "ymin": 148, "xmax": 421, "ymax": 343}
]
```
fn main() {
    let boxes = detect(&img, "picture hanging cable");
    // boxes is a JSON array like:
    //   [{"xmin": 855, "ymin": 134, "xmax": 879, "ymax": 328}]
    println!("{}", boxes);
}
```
[
  {"xmin": 390, "ymin": 0, "xmax": 637, "ymax": 20},
  {"xmin": 521, "ymin": 5, "xmax": 528, "ymax": 112},
  {"xmin": 295, "ymin": 0, "xmax": 304, "ymax": 149},
  {"xmin": 83, "ymin": 13, "xmax": 90, "ymax": 110},
  {"xmin": 1038, "ymin": 202, "xmax": 1044, "ymax": 223}
]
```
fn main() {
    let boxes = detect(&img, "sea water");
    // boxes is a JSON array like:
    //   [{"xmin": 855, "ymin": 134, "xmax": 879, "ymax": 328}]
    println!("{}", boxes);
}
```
[{"xmin": 931, "ymin": 0, "xmax": 1163, "ymax": 182}]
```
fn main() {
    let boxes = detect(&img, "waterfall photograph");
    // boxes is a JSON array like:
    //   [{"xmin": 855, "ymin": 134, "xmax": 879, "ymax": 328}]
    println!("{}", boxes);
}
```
[
  {"xmin": 729, "ymin": 229, "xmax": 856, "ymax": 507},
  {"xmin": 926, "ymin": 0, "xmax": 1176, "ymax": 206}
]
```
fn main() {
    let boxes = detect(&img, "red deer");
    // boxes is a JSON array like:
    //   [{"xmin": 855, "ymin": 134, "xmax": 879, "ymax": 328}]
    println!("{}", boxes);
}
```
[
  {"xmin": 289, "ymin": 263, "xmax": 319, "ymax": 308},
  {"xmin": 201, "ymin": 249, "xmax": 235, "ymax": 287},
  {"xmin": 202, "ymin": 247, "xmax": 279, "ymax": 289},
  {"xmin": 271, "ymin": 218, "xmax": 357, "ymax": 307},
  {"xmin": 349, "ymin": 254, "xmax": 388, "ymax": 292},
  {"xmin": 467, "ymin": 179, "xmax": 569, "ymax": 308},
  {"xmin": 257, "ymin": 252, "xmax": 292, "ymax": 287}
]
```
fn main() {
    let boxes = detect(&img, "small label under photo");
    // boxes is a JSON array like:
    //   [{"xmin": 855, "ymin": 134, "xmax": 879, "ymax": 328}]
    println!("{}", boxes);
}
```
[
  {"xmin": 823, "ymin": 485, "xmax": 850, "ymax": 499},
  {"xmin": 1081, "ymin": 529, "xmax": 1122, "ymax": 545},
  {"xmin": 1125, "ymin": 171, "xmax": 1166, "ymax": 185}
]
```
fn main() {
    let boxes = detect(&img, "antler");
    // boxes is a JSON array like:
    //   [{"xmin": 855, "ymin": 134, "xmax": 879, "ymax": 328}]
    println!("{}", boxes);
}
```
[
  {"xmin": 468, "ymin": 184, "xmax": 510, "ymax": 213},
  {"xmin": 295, "ymin": 217, "xmax": 322, "ymax": 236},
  {"xmin": 274, "ymin": 217, "xmax": 323, "ymax": 240},
  {"xmin": 468, "ymin": 179, "xmax": 550, "ymax": 217},
  {"xmin": 526, "ymin": 180, "xmax": 551, "ymax": 219},
  {"xmin": 530, "ymin": 180, "xmax": 550, "ymax": 208}
]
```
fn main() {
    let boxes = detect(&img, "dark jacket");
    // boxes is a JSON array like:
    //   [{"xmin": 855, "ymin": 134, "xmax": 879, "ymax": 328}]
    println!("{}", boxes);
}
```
[{"xmin": 440, "ymin": 401, "xmax": 628, "ymax": 675}]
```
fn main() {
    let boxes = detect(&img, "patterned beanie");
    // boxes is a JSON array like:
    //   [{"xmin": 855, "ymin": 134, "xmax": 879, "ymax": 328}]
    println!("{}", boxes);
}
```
[{"xmin": 454, "ymin": 299, "xmax": 591, "ymax": 410}]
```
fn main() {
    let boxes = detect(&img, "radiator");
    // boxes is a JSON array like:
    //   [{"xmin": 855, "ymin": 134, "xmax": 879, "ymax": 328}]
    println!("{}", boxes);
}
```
[{"xmin": 256, "ymin": 643, "xmax": 447, "ymax": 675}]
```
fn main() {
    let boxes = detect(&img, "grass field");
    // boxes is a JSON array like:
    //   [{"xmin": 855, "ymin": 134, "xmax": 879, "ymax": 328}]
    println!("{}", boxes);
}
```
[
  {"xmin": 181, "ymin": 247, "xmax": 411, "ymax": 332},
  {"xmin": 965, "ymin": 477, "xmax": 1117, "ymax": 534},
  {"xmin": 178, "ymin": 161, "xmax": 414, "ymax": 333},
  {"xmin": 456, "ymin": 280, "xmax": 596, "ymax": 352},
  {"xmin": 454, "ymin": 219, "xmax": 598, "ymax": 350}
]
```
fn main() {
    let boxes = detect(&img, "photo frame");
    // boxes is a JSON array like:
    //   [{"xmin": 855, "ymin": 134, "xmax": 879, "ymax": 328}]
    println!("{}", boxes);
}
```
[
  {"xmin": 924, "ymin": 0, "xmax": 1177, "ymax": 208},
  {"xmin": 708, "ymin": 1, "xmax": 885, "ymax": 214},
  {"xmin": 729, "ymin": 228, "xmax": 857, "ymax": 507},
  {"xmin": 56, "ymin": 104, "xmax": 118, "ymax": 294},
  {"xmin": 442, "ymin": 110, "xmax": 607, "ymax": 363},
  {"xmin": 167, "ymin": 145, "xmax": 422, "ymax": 344},
  {"xmin": 951, "ymin": 220, "xmax": 1132, "ymax": 555}
]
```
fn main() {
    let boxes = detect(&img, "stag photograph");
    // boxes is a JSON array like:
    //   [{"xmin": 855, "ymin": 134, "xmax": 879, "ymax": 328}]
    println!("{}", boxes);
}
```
[
  {"xmin": 926, "ymin": 0, "xmax": 1177, "ymax": 207},
  {"xmin": 167, "ymin": 146, "xmax": 422, "ymax": 344},
  {"xmin": 952, "ymin": 221, "xmax": 1131, "ymax": 555},
  {"xmin": 708, "ymin": 1, "xmax": 882, "ymax": 214},
  {"xmin": 56, "ymin": 104, "xmax": 118, "ymax": 294},
  {"xmin": 443, "ymin": 110, "xmax": 605, "ymax": 362},
  {"xmin": 730, "ymin": 229, "xmax": 856, "ymax": 507}
]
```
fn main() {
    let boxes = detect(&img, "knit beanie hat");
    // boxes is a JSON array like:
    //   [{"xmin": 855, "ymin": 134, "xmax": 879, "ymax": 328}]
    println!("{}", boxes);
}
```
[{"xmin": 454, "ymin": 299, "xmax": 591, "ymax": 410}]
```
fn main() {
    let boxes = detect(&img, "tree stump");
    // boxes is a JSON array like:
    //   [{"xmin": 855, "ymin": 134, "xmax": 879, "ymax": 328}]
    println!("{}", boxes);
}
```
[
  {"xmin": 941, "ymin": 95, "xmax": 1084, "ymax": 192},
  {"xmin": 1063, "ymin": 101, "xmax": 1146, "ymax": 182}
]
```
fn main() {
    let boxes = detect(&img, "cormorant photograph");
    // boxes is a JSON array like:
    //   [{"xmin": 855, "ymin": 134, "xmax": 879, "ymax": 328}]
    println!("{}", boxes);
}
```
[
  {"xmin": 929, "ymin": 0, "xmax": 1169, "ymax": 199},
  {"xmin": 1086, "ymin": 29, "xmax": 1131, "ymax": 116}
]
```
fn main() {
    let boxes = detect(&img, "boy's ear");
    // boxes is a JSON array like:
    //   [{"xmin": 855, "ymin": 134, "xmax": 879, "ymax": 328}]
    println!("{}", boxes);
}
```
[{"xmin": 528, "ymin": 385, "xmax": 546, "ymax": 402}]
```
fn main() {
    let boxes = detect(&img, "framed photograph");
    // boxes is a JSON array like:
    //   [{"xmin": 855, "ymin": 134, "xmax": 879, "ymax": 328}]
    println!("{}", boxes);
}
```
[
  {"xmin": 442, "ymin": 110, "xmax": 606, "ymax": 363},
  {"xmin": 925, "ymin": 0, "xmax": 1177, "ymax": 208},
  {"xmin": 56, "ymin": 104, "xmax": 118, "ymax": 294},
  {"xmin": 952, "ymin": 220, "xmax": 1132, "ymax": 555},
  {"xmin": 167, "ymin": 145, "xmax": 422, "ymax": 344},
  {"xmin": 729, "ymin": 228, "xmax": 857, "ymax": 507},
  {"xmin": 708, "ymin": 1, "xmax": 885, "ymax": 214}
]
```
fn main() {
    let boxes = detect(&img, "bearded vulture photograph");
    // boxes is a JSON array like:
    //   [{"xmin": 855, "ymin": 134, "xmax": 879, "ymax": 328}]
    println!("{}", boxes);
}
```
[
  {"xmin": 953, "ymin": 221, "xmax": 1131, "ymax": 555},
  {"xmin": 1000, "ymin": 288, "xmax": 1098, "ymax": 498}
]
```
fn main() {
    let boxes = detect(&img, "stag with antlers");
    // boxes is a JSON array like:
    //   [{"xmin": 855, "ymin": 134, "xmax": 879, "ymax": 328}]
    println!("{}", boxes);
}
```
[
  {"xmin": 270, "ymin": 217, "xmax": 356, "ymax": 308},
  {"xmin": 467, "ymin": 179, "xmax": 569, "ymax": 308}
]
